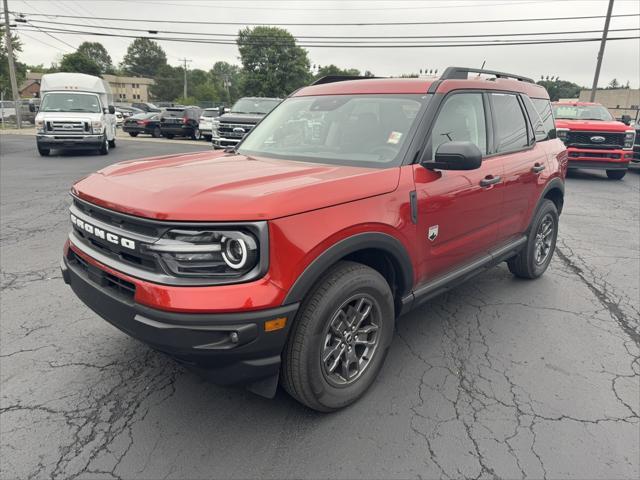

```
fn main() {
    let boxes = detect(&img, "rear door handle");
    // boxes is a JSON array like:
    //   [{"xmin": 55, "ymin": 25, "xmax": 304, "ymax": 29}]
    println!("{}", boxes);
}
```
[
  {"xmin": 480, "ymin": 175, "xmax": 501, "ymax": 187},
  {"xmin": 532, "ymin": 163, "xmax": 546, "ymax": 173}
]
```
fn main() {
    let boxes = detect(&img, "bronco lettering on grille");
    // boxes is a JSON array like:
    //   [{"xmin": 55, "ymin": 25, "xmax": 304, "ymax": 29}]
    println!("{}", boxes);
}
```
[{"xmin": 70, "ymin": 214, "xmax": 136, "ymax": 250}]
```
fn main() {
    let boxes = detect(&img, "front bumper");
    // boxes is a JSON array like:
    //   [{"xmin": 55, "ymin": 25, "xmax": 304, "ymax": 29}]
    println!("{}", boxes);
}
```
[
  {"xmin": 61, "ymin": 248, "xmax": 298, "ymax": 390},
  {"xmin": 37, "ymin": 133, "xmax": 103, "ymax": 149},
  {"xmin": 212, "ymin": 136, "xmax": 241, "ymax": 148},
  {"xmin": 566, "ymin": 147, "xmax": 632, "ymax": 170}
]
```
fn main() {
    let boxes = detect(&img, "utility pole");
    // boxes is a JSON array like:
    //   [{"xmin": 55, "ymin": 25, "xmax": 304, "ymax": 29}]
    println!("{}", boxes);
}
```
[
  {"xmin": 179, "ymin": 57, "xmax": 192, "ymax": 99},
  {"xmin": 590, "ymin": 0, "xmax": 614, "ymax": 102},
  {"xmin": 3, "ymin": 0, "xmax": 22, "ymax": 128}
]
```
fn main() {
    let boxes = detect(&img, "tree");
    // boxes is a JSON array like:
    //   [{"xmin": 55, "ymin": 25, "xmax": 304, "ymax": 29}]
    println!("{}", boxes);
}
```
[
  {"xmin": 210, "ymin": 61, "xmax": 241, "ymax": 103},
  {"xmin": 1, "ymin": 26, "xmax": 26, "ymax": 96},
  {"xmin": 149, "ymin": 63, "xmax": 182, "ymax": 101},
  {"xmin": 315, "ymin": 64, "xmax": 361, "ymax": 79},
  {"xmin": 237, "ymin": 26, "xmax": 311, "ymax": 97},
  {"xmin": 607, "ymin": 78, "xmax": 620, "ymax": 89},
  {"xmin": 59, "ymin": 52, "xmax": 101, "ymax": 76},
  {"xmin": 121, "ymin": 38, "xmax": 167, "ymax": 78},
  {"xmin": 76, "ymin": 42, "xmax": 113, "ymax": 74},
  {"xmin": 536, "ymin": 78, "xmax": 583, "ymax": 101}
]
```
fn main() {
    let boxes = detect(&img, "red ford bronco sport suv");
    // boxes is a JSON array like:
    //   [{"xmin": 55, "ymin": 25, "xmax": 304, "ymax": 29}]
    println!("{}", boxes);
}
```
[
  {"xmin": 62, "ymin": 67, "xmax": 567, "ymax": 411},
  {"xmin": 553, "ymin": 101, "xmax": 635, "ymax": 179}
]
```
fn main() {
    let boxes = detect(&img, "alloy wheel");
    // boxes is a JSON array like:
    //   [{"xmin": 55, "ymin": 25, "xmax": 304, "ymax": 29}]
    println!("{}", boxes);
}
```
[{"xmin": 534, "ymin": 213, "xmax": 555, "ymax": 265}]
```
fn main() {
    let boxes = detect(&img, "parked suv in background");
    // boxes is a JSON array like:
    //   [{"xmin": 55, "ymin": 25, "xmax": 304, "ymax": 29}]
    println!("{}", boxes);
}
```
[
  {"xmin": 160, "ymin": 106, "xmax": 203, "ymax": 140},
  {"xmin": 212, "ymin": 97, "xmax": 281, "ymax": 148},
  {"xmin": 62, "ymin": 67, "xmax": 566, "ymax": 411},
  {"xmin": 198, "ymin": 107, "xmax": 221, "ymax": 141},
  {"xmin": 553, "ymin": 101, "xmax": 635, "ymax": 179}
]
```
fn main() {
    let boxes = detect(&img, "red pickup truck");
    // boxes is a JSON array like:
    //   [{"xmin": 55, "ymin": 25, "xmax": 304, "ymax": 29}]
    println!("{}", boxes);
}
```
[
  {"xmin": 62, "ymin": 67, "xmax": 567, "ymax": 411},
  {"xmin": 553, "ymin": 101, "xmax": 635, "ymax": 179}
]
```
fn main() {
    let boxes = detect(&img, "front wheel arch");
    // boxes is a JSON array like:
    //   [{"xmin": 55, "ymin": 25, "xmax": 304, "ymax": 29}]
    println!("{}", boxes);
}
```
[{"xmin": 283, "ymin": 232, "xmax": 414, "ymax": 314}]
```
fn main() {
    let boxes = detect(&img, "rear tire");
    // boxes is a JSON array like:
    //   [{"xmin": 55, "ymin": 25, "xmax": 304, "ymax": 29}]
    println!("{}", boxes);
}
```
[
  {"xmin": 128, "ymin": 132, "xmax": 139, "ymax": 137},
  {"xmin": 508, "ymin": 199, "xmax": 558, "ymax": 279},
  {"xmin": 37, "ymin": 146, "xmax": 50, "ymax": 156},
  {"xmin": 606, "ymin": 169, "xmax": 626, "ymax": 180},
  {"xmin": 281, "ymin": 261, "xmax": 394, "ymax": 412},
  {"xmin": 152, "ymin": 127, "xmax": 161, "ymax": 138}
]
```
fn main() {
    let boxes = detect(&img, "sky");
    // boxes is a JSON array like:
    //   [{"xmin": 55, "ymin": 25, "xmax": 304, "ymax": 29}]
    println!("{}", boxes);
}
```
[{"xmin": 8, "ymin": 0, "xmax": 640, "ymax": 88}]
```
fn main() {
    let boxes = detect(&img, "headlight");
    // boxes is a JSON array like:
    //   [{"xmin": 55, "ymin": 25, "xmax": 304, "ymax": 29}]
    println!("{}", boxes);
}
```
[
  {"xmin": 556, "ymin": 128, "xmax": 569, "ymax": 144},
  {"xmin": 35, "ymin": 119, "xmax": 44, "ymax": 132},
  {"xmin": 145, "ymin": 228, "xmax": 261, "ymax": 278},
  {"xmin": 623, "ymin": 130, "xmax": 635, "ymax": 149},
  {"xmin": 91, "ymin": 120, "xmax": 104, "ymax": 133}
]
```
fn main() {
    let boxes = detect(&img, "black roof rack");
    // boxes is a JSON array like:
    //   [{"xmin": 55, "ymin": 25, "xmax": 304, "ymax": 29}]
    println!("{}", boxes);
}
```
[
  {"xmin": 439, "ymin": 67, "xmax": 534, "ymax": 84},
  {"xmin": 311, "ymin": 75, "xmax": 380, "ymax": 86}
]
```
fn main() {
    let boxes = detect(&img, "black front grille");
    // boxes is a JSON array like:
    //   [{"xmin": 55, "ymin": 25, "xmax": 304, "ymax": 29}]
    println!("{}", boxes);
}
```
[
  {"xmin": 218, "ymin": 122, "xmax": 254, "ymax": 139},
  {"xmin": 73, "ymin": 198, "xmax": 160, "ymax": 237},
  {"xmin": 69, "ymin": 250, "xmax": 135, "ymax": 300},
  {"xmin": 565, "ymin": 131, "xmax": 625, "ymax": 149}
]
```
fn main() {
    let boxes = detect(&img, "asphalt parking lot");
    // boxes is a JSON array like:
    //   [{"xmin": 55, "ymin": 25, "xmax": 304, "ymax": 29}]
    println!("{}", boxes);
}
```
[{"xmin": 1, "ymin": 133, "xmax": 638, "ymax": 479}]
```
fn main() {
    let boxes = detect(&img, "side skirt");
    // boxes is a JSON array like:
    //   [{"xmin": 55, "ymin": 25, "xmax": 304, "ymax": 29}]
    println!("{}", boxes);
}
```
[{"xmin": 400, "ymin": 235, "xmax": 527, "ymax": 314}]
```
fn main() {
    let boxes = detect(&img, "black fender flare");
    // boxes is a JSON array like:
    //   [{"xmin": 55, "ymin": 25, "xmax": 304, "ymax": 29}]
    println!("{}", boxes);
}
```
[
  {"xmin": 283, "ymin": 232, "xmax": 414, "ymax": 305},
  {"xmin": 528, "ymin": 177, "xmax": 565, "ymax": 231}
]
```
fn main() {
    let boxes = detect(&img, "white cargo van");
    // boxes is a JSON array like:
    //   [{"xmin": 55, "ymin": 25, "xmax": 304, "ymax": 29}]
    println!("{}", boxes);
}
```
[{"xmin": 34, "ymin": 73, "xmax": 117, "ymax": 156}]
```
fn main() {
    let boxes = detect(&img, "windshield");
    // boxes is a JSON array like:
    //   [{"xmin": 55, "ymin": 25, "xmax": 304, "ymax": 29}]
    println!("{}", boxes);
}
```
[
  {"xmin": 553, "ymin": 104, "xmax": 614, "ymax": 121},
  {"xmin": 231, "ymin": 98, "xmax": 280, "ymax": 114},
  {"xmin": 238, "ymin": 94, "xmax": 427, "ymax": 167},
  {"xmin": 40, "ymin": 92, "xmax": 102, "ymax": 113}
]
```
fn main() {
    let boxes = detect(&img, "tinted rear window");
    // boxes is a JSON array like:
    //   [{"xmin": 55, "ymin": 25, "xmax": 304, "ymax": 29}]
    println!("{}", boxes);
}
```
[{"xmin": 490, "ymin": 93, "xmax": 529, "ymax": 153}]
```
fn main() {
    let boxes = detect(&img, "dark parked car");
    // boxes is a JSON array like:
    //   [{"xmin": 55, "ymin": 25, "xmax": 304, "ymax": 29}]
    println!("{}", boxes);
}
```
[
  {"xmin": 160, "ymin": 106, "xmax": 203, "ymax": 139},
  {"xmin": 131, "ymin": 102, "xmax": 161, "ymax": 113},
  {"xmin": 212, "ymin": 97, "xmax": 281, "ymax": 148},
  {"xmin": 122, "ymin": 112, "xmax": 162, "ymax": 138}
]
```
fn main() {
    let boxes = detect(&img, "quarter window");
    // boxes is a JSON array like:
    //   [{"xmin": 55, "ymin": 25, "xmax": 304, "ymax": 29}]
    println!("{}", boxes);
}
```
[
  {"xmin": 430, "ymin": 93, "xmax": 487, "ymax": 160},
  {"xmin": 491, "ymin": 93, "xmax": 529, "ymax": 153},
  {"xmin": 522, "ymin": 95, "xmax": 548, "ymax": 142},
  {"xmin": 531, "ymin": 98, "xmax": 556, "ymax": 140}
]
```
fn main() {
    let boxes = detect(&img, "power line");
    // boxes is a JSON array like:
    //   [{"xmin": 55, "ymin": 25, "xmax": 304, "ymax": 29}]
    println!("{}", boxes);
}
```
[
  {"xmin": 14, "ymin": 25, "xmax": 640, "ymax": 48},
  {"xmin": 22, "ymin": 18, "xmax": 640, "ymax": 41},
  {"xmin": 11, "ymin": 11, "xmax": 640, "ymax": 27}
]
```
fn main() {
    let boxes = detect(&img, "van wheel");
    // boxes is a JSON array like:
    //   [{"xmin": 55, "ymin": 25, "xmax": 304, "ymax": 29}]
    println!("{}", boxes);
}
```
[
  {"xmin": 281, "ymin": 261, "xmax": 394, "ymax": 412},
  {"xmin": 37, "ymin": 146, "xmax": 50, "ymax": 156},
  {"xmin": 508, "ymin": 199, "xmax": 558, "ymax": 279},
  {"xmin": 128, "ymin": 132, "xmax": 139, "ymax": 137},
  {"xmin": 108, "ymin": 138, "xmax": 116, "ymax": 148},
  {"xmin": 606, "ymin": 169, "xmax": 626, "ymax": 180},
  {"xmin": 99, "ymin": 136, "xmax": 109, "ymax": 155}
]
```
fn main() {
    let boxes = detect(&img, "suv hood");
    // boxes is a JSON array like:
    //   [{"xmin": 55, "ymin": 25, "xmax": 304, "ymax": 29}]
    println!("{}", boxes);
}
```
[
  {"xmin": 73, "ymin": 151, "xmax": 400, "ymax": 221},
  {"xmin": 555, "ymin": 118, "xmax": 629, "ymax": 132},
  {"xmin": 218, "ymin": 113, "xmax": 263, "ymax": 124}
]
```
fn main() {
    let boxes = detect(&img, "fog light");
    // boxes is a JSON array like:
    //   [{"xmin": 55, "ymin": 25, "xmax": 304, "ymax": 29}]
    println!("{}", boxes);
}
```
[{"xmin": 264, "ymin": 317, "xmax": 287, "ymax": 332}]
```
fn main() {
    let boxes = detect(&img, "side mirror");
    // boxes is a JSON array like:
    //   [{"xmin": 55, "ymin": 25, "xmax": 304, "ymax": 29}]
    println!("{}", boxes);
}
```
[
  {"xmin": 621, "ymin": 114, "xmax": 631, "ymax": 125},
  {"xmin": 108, "ymin": 105, "xmax": 116, "ymax": 114},
  {"xmin": 424, "ymin": 141, "xmax": 483, "ymax": 171}
]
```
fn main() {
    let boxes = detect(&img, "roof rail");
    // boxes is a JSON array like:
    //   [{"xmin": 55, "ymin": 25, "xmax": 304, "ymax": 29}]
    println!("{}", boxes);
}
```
[
  {"xmin": 439, "ymin": 67, "xmax": 534, "ymax": 84},
  {"xmin": 311, "ymin": 75, "xmax": 379, "ymax": 86}
]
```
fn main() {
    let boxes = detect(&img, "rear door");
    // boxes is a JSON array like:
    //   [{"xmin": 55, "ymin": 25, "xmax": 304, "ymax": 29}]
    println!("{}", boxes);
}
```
[
  {"xmin": 489, "ymin": 92, "xmax": 548, "ymax": 243},
  {"xmin": 413, "ymin": 91, "xmax": 505, "ymax": 281}
]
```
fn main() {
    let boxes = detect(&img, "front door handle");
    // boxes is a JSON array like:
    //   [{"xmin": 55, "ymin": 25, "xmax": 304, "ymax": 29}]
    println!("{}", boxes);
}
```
[
  {"xmin": 480, "ymin": 175, "xmax": 501, "ymax": 187},
  {"xmin": 532, "ymin": 163, "xmax": 546, "ymax": 173}
]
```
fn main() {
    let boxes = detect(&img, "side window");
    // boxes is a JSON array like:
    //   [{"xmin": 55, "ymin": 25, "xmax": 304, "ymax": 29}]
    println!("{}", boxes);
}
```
[
  {"xmin": 522, "ymin": 95, "xmax": 548, "ymax": 142},
  {"xmin": 490, "ymin": 93, "xmax": 529, "ymax": 153},
  {"xmin": 430, "ymin": 93, "xmax": 487, "ymax": 160},
  {"xmin": 531, "ymin": 98, "xmax": 556, "ymax": 139}
]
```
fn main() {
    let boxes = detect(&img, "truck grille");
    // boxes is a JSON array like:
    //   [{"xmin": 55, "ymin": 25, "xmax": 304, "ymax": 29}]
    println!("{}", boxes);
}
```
[
  {"xmin": 217, "ymin": 122, "xmax": 254, "ymax": 139},
  {"xmin": 565, "ymin": 131, "xmax": 625, "ymax": 149},
  {"xmin": 47, "ymin": 121, "xmax": 89, "ymax": 133}
]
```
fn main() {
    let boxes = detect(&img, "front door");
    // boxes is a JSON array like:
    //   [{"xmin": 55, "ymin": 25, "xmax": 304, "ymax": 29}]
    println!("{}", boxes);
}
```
[{"xmin": 413, "ymin": 91, "xmax": 505, "ymax": 283}]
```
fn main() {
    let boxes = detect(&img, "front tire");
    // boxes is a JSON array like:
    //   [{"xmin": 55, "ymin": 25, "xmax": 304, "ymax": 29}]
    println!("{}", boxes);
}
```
[
  {"xmin": 99, "ymin": 136, "xmax": 109, "ymax": 155},
  {"xmin": 152, "ymin": 127, "xmax": 161, "ymax": 138},
  {"xmin": 606, "ymin": 169, "xmax": 626, "ymax": 180},
  {"xmin": 128, "ymin": 132, "xmax": 139, "ymax": 137},
  {"xmin": 508, "ymin": 199, "xmax": 558, "ymax": 279},
  {"xmin": 281, "ymin": 261, "xmax": 394, "ymax": 412}
]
